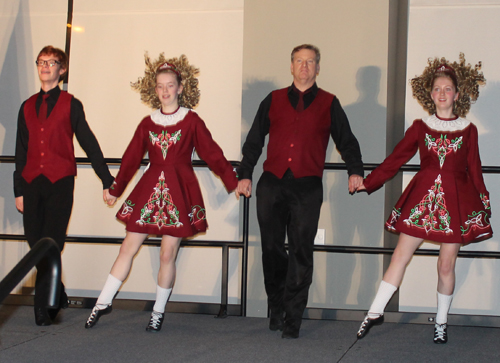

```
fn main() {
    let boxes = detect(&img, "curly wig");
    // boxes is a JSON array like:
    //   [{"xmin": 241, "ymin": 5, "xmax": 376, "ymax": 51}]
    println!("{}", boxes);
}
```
[
  {"xmin": 410, "ymin": 53, "xmax": 485, "ymax": 117},
  {"xmin": 131, "ymin": 53, "xmax": 200, "ymax": 109}
]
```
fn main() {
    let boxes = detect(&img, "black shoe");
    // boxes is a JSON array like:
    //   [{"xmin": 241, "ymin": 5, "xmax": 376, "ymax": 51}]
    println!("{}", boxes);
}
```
[
  {"xmin": 34, "ymin": 307, "xmax": 52, "ymax": 326},
  {"xmin": 48, "ymin": 291, "xmax": 69, "ymax": 321},
  {"xmin": 281, "ymin": 320, "xmax": 300, "ymax": 339},
  {"xmin": 269, "ymin": 309, "xmax": 284, "ymax": 331},
  {"xmin": 60, "ymin": 291, "xmax": 69, "ymax": 309},
  {"xmin": 433, "ymin": 323, "xmax": 448, "ymax": 344},
  {"xmin": 146, "ymin": 311, "xmax": 164, "ymax": 332},
  {"xmin": 85, "ymin": 305, "xmax": 112, "ymax": 329},
  {"xmin": 357, "ymin": 314, "xmax": 384, "ymax": 339}
]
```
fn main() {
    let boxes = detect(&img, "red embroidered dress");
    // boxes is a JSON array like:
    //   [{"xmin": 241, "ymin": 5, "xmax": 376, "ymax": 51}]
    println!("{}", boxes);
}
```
[
  {"xmin": 110, "ymin": 107, "xmax": 237, "ymax": 237},
  {"xmin": 364, "ymin": 114, "xmax": 492, "ymax": 244}
]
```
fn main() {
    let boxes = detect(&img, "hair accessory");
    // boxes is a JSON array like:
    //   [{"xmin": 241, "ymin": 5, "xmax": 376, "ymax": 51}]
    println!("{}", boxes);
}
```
[
  {"xmin": 131, "ymin": 53, "xmax": 200, "ymax": 109},
  {"xmin": 410, "ymin": 53, "xmax": 485, "ymax": 117},
  {"xmin": 158, "ymin": 62, "xmax": 181, "ymax": 79}
]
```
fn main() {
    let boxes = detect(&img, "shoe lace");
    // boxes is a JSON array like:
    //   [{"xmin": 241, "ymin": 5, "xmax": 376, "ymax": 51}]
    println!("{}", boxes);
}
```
[
  {"xmin": 149, "ymin": 312, "xmax": 162, "ymax": 328},
  {"xmin": 86, "ymin": 307, "xmax": 99, "ymax": 324},
  {"xmin": 358, "ymin": 316, "xmax": 370, "ymax": 333},
  {"xmin": 434, "ymin": 324, "xmax": 446, "ymax": 340}
]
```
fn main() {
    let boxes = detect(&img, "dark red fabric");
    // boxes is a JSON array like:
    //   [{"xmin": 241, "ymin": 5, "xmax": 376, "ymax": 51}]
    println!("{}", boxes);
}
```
[
  {"xmin": 264, "ymin": 88, "xmax": 334, "ymax": 179},
  {"xmin": 22, "ymin": 91, "xmax": 76, "ymax": 183}
]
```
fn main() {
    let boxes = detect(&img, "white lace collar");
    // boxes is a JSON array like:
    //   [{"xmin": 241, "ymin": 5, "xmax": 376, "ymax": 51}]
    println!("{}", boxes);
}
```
[
  {"xmin": 422, "ymin": 114, "xmax": 470, "ymax": 132},
  {"xmin": 150, "ymin": 107, "xmax": 190, "ymax": 127}
]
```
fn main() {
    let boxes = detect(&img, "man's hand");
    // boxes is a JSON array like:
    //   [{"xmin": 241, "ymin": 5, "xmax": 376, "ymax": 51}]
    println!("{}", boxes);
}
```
[
  {"xmin": 235, "ymin": 179, "xmax": 252, "ymax": 200},
  {"xmin": 15, "ymin": 196, "xmax": 23, "ymax": 213},
  {"xmin": 348, "ymin": 175, "xmax": 364, "ymax": 194}
]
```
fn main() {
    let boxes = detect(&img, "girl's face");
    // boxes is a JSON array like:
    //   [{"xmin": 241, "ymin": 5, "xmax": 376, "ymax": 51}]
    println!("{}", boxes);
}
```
[
  {"xmin": 155, "ymin": 72, "xmax": 183, "ymax": 112},
  {"xmin": 431, "ymin": 76, "xmax": 459, "ymax": 117}
]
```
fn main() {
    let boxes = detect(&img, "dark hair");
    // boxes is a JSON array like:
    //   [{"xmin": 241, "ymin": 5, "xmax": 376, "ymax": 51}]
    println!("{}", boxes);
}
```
[
  {"xmin": 37, "ymin": 45, "xmax": 68, "ymax": 81},
  {"xmin": 291, "ymin": 44, "xmax": 320, "ymax": 63}
]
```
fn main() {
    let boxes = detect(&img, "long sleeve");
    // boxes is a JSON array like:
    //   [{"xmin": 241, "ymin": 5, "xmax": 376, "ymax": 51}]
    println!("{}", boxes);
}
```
[
  {"xmin": 238, "ymin": 92, "xmax": 272, "ymax": 180},
  {"xmin": 193, "ymin": 116, "xmax": 238, "ymax": 192},
  {"xmin": 109, "ymin": 121, "xmax": 148, "ymax": 197},
  {"xmin": 13, "ymin": 102, "xmax": 29, "ymax": 197},
  {"xmin": 330, "ymin": 97, "xmax": 364, "ymax": 177},
  {"xmin": 71, "ymin": 98, "xmax": 114, "ymax": 189},
  {"xmin": 466, "ymin": 124, "xmax": 491, "ymax": 215},
  {"xmin": 364, "ymin": 121, "xmax": 420, "ymax": 194}
]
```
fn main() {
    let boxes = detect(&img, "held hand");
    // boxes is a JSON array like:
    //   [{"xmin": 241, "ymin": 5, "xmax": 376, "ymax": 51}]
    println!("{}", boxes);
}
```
[
  {"xmin": 235, "ymin": 179, "xmax": 252, "ymax": 200},
  {"xmin": 103, "ymin": 189, "xmax": 117, "ymax": 206},
  {"xmin": 348, "ymin": 175, "xmax": 364, "ymax": 194},
  {"xmin": 15, "ymin": 196, "xmax": 24, "ymax": 213}
]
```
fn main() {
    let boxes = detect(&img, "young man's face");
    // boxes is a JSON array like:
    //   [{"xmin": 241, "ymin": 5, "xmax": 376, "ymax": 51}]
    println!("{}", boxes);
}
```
[{"xmin": 36, "ymin": 53, "xmax": 66, "ymax": 85}]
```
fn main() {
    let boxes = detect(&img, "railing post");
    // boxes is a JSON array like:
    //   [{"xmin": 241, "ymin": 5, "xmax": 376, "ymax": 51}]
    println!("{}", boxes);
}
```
[{"xmin": 241, "ymin": 196, "xmax": 250, "ymax": 317}]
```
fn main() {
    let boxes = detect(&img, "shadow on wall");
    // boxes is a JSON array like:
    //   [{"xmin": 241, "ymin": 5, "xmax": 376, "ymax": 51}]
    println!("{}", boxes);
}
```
[
  {"xmin": 324, "ymin": 66, "xmax": 387, "ymax": 309},
  {"xmin": 0, "ymin": 0, "xmax": 34, "ymax": 277},
  {"xmin": 240, "ymin": 78, "xmax": 278, "ymax": 316},
  {"xmin": 448, "ymin": 80, "xmax": 500, "ymax": 314}
]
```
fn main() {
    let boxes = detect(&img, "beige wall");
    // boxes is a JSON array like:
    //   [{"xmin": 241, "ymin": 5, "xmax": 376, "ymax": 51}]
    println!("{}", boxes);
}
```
[{"xmin": 2, "ymin": 0, "xmax": 500, "ymax": 320}]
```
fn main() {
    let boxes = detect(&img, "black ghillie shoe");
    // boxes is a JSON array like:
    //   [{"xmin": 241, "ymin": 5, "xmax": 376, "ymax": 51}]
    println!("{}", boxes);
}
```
[
  {"xmin": 433, "ymin": 323, "xmax": 448, "ymax": 344},
  {"xmin": 85, "ymin": 305, "xmax": 112, "ymax": 329},
  {"xmin": 269, "ymin": 309, "xmax": 284, "ymax": 331},
  {"xmin": 357, "ymin": 314, "xmax": 384, "ymax": 339},
  {"xmin": 146, "ymin": 311, "xmax": 164, "ymax": 332}
]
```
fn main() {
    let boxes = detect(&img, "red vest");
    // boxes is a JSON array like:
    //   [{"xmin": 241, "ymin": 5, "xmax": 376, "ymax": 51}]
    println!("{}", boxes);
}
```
[
  {"xmin": 22, "ymin": 91, "xmax": 76, "ymax": 183},
  {"xmin": 264, "ymin": 87, "xmax": 334, "ymax": 178}
]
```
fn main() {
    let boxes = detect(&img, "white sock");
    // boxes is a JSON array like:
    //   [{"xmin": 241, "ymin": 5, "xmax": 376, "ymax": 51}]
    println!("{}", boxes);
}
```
[
  {"xmin": 367, "ymin": 280, "xmax": 398, "ymax": 318},
  {"xmin": 96, "ymin": 274, "xmax": 122, "ymax": 309},
  {"xmin": 152, "ymin": 286, "xmax": 172, "ymax": 314},
  {"xmin": 436, "ymin": 292, "xmax": 453, "ymax": 325}
]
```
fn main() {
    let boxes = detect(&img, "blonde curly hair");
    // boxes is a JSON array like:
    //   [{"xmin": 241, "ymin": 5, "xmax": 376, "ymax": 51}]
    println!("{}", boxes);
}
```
[
  {"xmin": 131, "ymin": 52, "xmax": 200, "ymax": 109},
  {"xmin": 410, "ymin": 53, "xmax": 485, "ymax": 117}
]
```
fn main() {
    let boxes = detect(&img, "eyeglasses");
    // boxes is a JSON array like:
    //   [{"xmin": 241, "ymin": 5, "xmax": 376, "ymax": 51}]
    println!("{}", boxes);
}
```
[{"xmin": 36, "ymin": 59, "xmax": 61, "ymax": 67}]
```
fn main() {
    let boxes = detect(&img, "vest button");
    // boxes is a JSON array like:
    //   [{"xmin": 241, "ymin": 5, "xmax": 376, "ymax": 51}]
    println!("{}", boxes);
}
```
[
  {"xmin": 288, "ymin": 158, "xmax": 292, "ymax": 162},
  {"xmin": 41, "ymin": 128, "xmax": 44, "ymax": 132},
  {"xmin": 41, "ymin": 152, "xmax": 44, "ymax": 156},
  {"xmin": 290, "ymin": 143, "xmax": 294, "ymax": 147},
  {"xmin": 40, "ymin": 165, "xmax": 44, "ymax": 168}
]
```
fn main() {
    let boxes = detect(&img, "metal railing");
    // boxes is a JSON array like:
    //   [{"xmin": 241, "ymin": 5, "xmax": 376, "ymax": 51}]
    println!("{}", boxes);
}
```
[
  {"xmin": 0, "ymin": 237, "xmax": 61, "ymax": 307},
  {"xmin": 1, "ymin": 157, "xmax": 500, "ymax": 319}
]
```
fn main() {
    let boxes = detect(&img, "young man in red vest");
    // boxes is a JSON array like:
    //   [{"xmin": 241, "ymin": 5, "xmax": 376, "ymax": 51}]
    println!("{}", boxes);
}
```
[
  {"xmin": 14, "ymin": 45, "xmax": 114, "ymax": 326},
  {"xmin": 236, "ymin": 44, "xmax": 364, "ymax": 339}
]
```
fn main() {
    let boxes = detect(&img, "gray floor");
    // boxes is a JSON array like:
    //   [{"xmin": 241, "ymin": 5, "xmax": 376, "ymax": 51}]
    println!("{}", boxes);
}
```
[{"xmin": 1, "ymin": 305, "xmax": 499, "ymax": 363}]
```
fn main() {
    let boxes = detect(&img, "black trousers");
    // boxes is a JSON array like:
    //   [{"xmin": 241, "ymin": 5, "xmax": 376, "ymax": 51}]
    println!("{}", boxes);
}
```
[
  {"xmin": 23, "ymin": 175, "xmax": 74, "ymax": 308},
  {"xmin": 256, "ymin": 171, "xmax": 323, "ymax": 326}
]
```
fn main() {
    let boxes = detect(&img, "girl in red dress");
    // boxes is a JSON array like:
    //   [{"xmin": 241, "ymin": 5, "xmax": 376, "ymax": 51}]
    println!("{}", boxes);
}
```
[
  {"xmin": 356, "ymin": 54, "xmax": 491, "ymax": 343},
  {"xmin": 85, "ymin": 54, "xmax": 237, "ymax": 332}
]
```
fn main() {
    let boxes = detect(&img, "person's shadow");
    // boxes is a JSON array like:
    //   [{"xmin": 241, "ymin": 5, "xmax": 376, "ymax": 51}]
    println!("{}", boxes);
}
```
[
  {"xmin": 322, "ymin": 66, "xmax": 387, "ymax": 310},
  {"xmin": 448, "ymin": 80, "xmax": 500, "ymax": 314},
  {"xmin": 238, "ymin": 78, "xmax": 278, "ymax": 317},
  {"xmin": 0, "ymin": 0, "xmax": 35, "ymax": 281}
]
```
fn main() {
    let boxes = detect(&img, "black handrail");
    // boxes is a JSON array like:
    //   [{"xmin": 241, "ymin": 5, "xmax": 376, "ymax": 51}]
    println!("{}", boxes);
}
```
[{"xmin": 0, "ymin": 237, "xmax": 61, "ymax": 307}]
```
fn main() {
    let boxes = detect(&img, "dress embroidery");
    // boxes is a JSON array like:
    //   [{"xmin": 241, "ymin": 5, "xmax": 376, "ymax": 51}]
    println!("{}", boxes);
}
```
[
  {"xmin": 385, "ymin": 208, "xmax": 401, "ymax": 231},
  {"xmin": 460, "ymin": 210, "xmax": 490, "ymax": 237},
  {"xmin": 403, "ymin": 174, "xmax": 452, "ymax": 235},
  {"xmin": 119, "ymin": 200, "xmax": 135, "ymax": 218},
  {"xmin": 425, "ymin": 133, "xmax": 463, "ymax": 168},
  {"xmin": 189, "ymin": 205, "xmax": 206, "ymax": 225},
  {"xmin": 149, "ymin": 130, "xmax": 181, "ymax": 159},
  {"xmin": 136, "ymin": 171, "xmax": 183, "ymax": 229}
]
